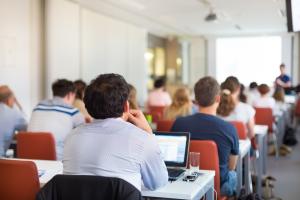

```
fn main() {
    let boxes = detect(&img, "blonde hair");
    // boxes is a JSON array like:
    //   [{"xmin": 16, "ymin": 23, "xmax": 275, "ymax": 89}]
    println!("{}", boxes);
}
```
[
  {"xmin": 164, "ymin": 87, "xmax": 191, "ymax": 120},
  {"xmin": 273, "ymin": 87, "xmax": 285, "ymax": 102}
]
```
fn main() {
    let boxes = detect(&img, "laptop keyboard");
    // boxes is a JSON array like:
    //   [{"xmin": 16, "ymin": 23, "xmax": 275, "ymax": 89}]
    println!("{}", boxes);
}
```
[{"xmin": 167, "ymin": 168, "xmax": 185, "ymax": 181}]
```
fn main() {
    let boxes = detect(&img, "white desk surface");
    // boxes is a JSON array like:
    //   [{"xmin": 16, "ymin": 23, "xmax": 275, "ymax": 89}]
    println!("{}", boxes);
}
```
[
  {"xmin": 4, "ymin": 158, "xmax": 62, "ymax": 187},
  {"xmin": 254, "ymin": 125, "xmax": 268, "ymax": 136},
  {"xmin": 239, "ymin": 139, "xmax": 251, "ymax": 157},
  {"xmin": 142, "ymin": 170, "xmax": 215, "ymax": 200},
  {"xmin": 285, "ymin": 95, "xmax": 296, "ymax": 104}
]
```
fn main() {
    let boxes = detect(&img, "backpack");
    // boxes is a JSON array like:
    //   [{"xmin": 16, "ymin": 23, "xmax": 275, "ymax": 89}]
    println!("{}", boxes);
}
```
[{"xmin": 283, "ymin": 127, "xmax": 298, "ymax": 146}]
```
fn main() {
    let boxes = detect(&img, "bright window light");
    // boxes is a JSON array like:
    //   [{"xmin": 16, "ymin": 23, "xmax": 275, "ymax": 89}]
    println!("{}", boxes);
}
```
[{"xmin": 216, "ymin": 36, "xmax": 282, "ymax": 86}]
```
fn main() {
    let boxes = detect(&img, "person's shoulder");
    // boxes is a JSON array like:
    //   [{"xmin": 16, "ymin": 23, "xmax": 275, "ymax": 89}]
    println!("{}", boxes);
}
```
[
  {"xmin": 212, "ymin": 116, "xmax": 235, "ymax": 131},
  {"xmin": 34, "ymin": 99, "xmax": 80, "ymax": 116},
  {"xmin": 238, "ymin": 102, "xmax": 255, "ymax": 111}
]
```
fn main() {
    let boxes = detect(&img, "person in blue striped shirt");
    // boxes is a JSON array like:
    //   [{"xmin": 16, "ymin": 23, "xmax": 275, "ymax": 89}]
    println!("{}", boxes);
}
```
[
  {"xmin": 63, "ymin": 74, "xmax": 168, "ymax": 191},
  {"xmin": 28, "ymin": 79, "xmax": 85, "ymax": 160}
]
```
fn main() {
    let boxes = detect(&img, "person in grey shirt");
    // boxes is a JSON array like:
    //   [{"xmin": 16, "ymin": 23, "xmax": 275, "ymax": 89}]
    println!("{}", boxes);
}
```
[
  {"xmin": 0, "ymin": 86, "xmax": 27, "ymax": 157},
  {"xmin": 63, "ymin": 74, "xmax": 168, "ymax": 191}
]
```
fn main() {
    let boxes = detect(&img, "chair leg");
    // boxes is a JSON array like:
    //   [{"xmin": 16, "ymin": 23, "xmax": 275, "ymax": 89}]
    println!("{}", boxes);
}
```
[{"xmin": 272, "ymin": 133, "xmax": 279, "ymax": 158}]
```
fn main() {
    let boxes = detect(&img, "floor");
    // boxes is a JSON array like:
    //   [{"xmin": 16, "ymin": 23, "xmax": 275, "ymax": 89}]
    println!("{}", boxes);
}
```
[{"xmin": 267, "ymin": 128, "xmax": 300, "ymax": 200}]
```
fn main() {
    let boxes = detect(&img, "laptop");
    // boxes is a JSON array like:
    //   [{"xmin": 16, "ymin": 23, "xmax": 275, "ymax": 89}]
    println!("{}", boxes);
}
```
[{"xmin": 154, "ymin": 132, "xmax": 190, "ymax": 181}]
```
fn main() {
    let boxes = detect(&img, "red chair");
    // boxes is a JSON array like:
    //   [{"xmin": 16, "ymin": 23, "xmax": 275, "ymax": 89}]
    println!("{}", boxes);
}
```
[
  {"xmin": 295, "ymin": 98, "xmax": 300, "ymax": 117},
  {"xmin": 17, "ymin": 132, "xmax": 56, "ymax": 160},
  {"xmin": 190, "ymin": 140, "xmax": 227, "ymax": 200},
  {"xmin": 148, "ymin": 106, "xmax": 166, "ymax": 117},
  {"xmin": 230, "ymin": 121, "xmax": 247, "ymax": 140},
  {"xmin": 254, "ymin": 107, "xmax": 278, "ymax": 156},
  {"xmin": 0, "ymin": 159, "xmax": 40, "ymax": 200},
  {"xmin": 157, "ymin": 120, "xmax": 174, "ymax": 132}
]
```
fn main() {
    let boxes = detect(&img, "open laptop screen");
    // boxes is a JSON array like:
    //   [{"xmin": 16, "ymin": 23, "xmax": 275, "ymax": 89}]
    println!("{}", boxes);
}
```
[{"xmin": 154, "ymin": 132, "xmax": 190, "ymax": 167}]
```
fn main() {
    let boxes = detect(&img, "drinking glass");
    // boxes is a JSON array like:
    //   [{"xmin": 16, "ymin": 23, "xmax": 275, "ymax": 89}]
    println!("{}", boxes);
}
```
[{"xmin": 189, "ymin": 152, "xmax": 200, "ymax": 172}]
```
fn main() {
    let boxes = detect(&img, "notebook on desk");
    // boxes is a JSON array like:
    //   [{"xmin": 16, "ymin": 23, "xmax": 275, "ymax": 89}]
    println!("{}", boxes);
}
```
[{"xmin": 154, "ymin": 132, "xmax": 190, "ymax": 181}]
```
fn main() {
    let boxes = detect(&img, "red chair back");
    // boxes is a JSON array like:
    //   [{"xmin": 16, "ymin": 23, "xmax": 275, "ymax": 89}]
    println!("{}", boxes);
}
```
[
  {"xmin": 149, "ymin": 106, "xmax": 165, "ymax": 116},
  {"xmin": 17, "ymin": 132, "xmax": 56, "ymax": 160},
  {"xmin": 190, "ymin": 140, "xmax": 224, "ymax": 199},
  {"xmin": 295, "ymin": 99, "xmax": 300, "ymax": 117},
  {"xmin": 254, "ymin": 107, "xmax": 273, "ymax": 133},
  {"xmin": 157, "ymin": 120, "xmax": 174, "ymax": 132},
  {"xmin": 0, "ymin": 159, "xmax": 40, "ymax": 200},
  {"xmin": 230, "ymin": 121, "xmax": 247, "ymax": 139}
]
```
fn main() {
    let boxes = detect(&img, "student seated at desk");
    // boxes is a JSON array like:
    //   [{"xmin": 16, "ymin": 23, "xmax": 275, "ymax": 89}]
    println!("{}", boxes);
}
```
[
  {"xmin": 217, "ymin": 76, "xmax": 255, "ymax": 139},
  {"xmin": 28, "ymin": 79, "xmax": 85, "ymax": 160},
  {"xmin": 63, "ymin": 73, "xmax": 168, "ymax": 191},
  {"xmin": 73, "ymin": 80, "xmax": 93, "ymax": 123},
  {"xmin": 171, "ymin": 76, "xmax": 239, "ymax": 196},
  {"xmin": 163, "ymin": 87, "xmax": 192, "ymax": 120},
  {"xmin": 253, "ymin": 84, "xmax": 275, "ymax": 112},
  {"xmin": 146, "ymin": 76, "xmax": 172, "ymax": 108},
  {"xmin": 0, "ymin": 86, "xmax": 27, "ymax": 157}
]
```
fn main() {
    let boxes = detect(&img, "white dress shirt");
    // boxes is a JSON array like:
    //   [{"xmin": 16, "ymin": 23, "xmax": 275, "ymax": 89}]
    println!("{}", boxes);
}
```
[{"xmin": 63, "ymin": 118, "xmax": 168, "ymax": 191}]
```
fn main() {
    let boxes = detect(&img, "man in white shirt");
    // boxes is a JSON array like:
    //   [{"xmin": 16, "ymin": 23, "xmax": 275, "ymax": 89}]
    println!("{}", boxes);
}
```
[
  {"xmin": 63, "ymin": 73, "xmax": 168, "ymax": 191},
  {"xmin": 28, "ymin": 79, "xmax": 85, "ymax": 160}
]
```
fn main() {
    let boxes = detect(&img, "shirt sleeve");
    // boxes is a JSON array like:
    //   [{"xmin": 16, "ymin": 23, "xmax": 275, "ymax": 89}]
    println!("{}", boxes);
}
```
[
  {"xmin": 72, "ymin": 111, "xmax": 85, "ymax": 128},
  {"xmin": 165, "ymin": 92, "xmax": 172, "ymax": 106},
  {"xmin": 13, "ymin": 109, "xmax": 27, "ymax": 131},
  {"xmin": 246, "ymin": 104, "xmax": 256, "ymax": 122},
  {"xmin": 228, "ymin": 125, "xmax": 239, "ymax": 155},
  {"xmin": 140, "ymin": 135, "xmax": 168, "ymax": 190}
]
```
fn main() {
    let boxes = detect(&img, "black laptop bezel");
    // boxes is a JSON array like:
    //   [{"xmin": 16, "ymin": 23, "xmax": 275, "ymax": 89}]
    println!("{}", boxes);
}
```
[{"xmin": 154, "ymin": 131, "xmax": 190, "ymax": 168}]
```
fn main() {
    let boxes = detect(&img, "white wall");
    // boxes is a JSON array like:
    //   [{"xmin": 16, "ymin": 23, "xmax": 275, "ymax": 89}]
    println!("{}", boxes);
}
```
[
  {"xmin": 185, "ymin": 37, "xmax": 207, "ymax": 87},
  {"xmin": 46, "ymin": 0, "xmax": 147, "ymax": 103},
  {"xmin": 0, "ymin": 0, "xmax": 42, "ymax": 116}
]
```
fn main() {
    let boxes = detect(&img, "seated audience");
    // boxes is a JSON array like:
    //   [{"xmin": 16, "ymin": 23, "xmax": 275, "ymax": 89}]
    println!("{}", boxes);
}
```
[
  {"xmin": 63, "ymin": 73, "xmax": 168, "ymax": 191},
  {"xmin": 0, "ymin": 86, "xmax": 27, "ymax": 157},
  {"xmin": 128, "ymin": 84, "xmax": 139, "ymax": 110},
  {"xmin": 217, "ymin": 76, "xmax": 255, "ymax": 139},
  {"xmin": 253, "ymin": 84, "xmax": 275, "ymax": 111},
  {"xmin": 171, "ymin": 76, "xmax": 239, "ymax": 196},
  {"xmin": 247, "ymin": 82, "xmax": 260, "ymax": 105},
  {"xmin": 28, "ymin": 79, "xmax": 85, "ymax": 160},
  {"xmin": 147, "ymin": 77, "xmax": 171, "ymax": 108},
  {"xmin": 163, "ymin": 87, "xmax": 192, "ymax": 120},
  {"xmin": 73, "ymin": 80, "xmax": 93, "ymax": 122}
]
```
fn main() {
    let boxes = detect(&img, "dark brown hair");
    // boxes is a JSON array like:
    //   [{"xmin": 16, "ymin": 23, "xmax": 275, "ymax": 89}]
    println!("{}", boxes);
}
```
[
  {"xmin": 194, "ymin": 76, "xmax": 220, "ymax": 107},
  {"xmin": 217, "ymin": 76, "xmax": 240, "ymax": 117},
  {"xmin": 258, "ymin": 84, "xmax": 270, "ymax": 95},
  {"xmin": 74, "ymin": 80, "xmax": 87, "ymax": 100}
]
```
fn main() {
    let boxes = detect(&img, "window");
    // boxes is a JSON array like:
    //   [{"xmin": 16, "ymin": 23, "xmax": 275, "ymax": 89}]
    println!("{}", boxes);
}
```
[{"xmin": 216, "ymin": 36, "xmax": 282, "ymax": 86}]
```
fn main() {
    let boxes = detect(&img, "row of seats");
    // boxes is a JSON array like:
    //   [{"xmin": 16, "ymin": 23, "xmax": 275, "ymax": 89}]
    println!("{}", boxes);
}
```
[
  {"xmin": 0, "ymin": 140, "xmax": 223, "ymax": 200},
  {"xmin": 0, "ymin": 104, "xmax": 286, "ymax": 200}
]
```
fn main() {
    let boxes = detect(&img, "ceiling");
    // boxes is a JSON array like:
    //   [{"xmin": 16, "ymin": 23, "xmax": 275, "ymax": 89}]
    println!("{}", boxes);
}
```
[{"xmin": 76, "ymin": 0, "xmax": 288, "ymax": 37}]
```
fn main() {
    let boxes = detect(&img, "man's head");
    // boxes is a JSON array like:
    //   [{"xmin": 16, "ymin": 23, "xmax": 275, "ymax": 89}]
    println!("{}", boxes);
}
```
[
  {"xmin": 0, "ymin": 86, "xmax": 15, "ymax": 108},
  {"xmin": 249, "ymin": 82, "xmax": 258, "ymax": 90},
  {"xmin": 154, "ymin": 77, "xmax": 166, "ymax": 89},
  {"xmin": 52, "ymin": 79, "xmax": 76, "ymax": 105},
  {"xmin": 194, "ymin": 76, "xmax": 221, "ymax": 112},
  {"xmin": 84, "ymin": 73, "xmax": 130, "ymax": 119},
  {"xmin": 280, "ymin": 63, "xmax": 286, "ymax": 75}
]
